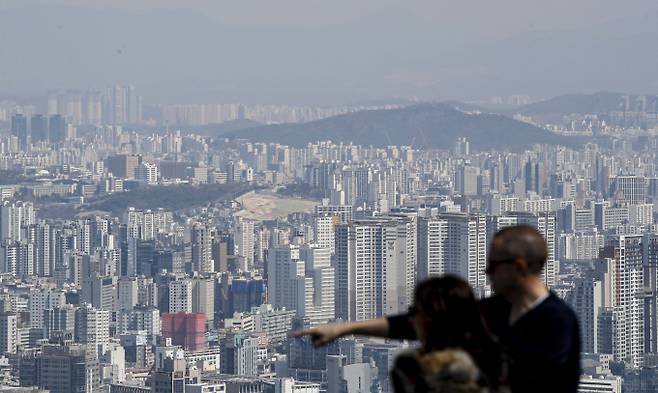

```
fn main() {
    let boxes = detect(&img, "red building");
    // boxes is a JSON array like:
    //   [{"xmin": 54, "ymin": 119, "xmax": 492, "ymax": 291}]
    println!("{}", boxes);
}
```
[{"xmin": 161, "ymin": 313, "xmax": 206, "ymax": 351}]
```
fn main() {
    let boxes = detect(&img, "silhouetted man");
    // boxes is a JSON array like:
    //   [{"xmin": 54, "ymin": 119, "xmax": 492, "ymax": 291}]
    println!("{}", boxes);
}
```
[{"xmin": 296, "ymin": 225, "xmax": 581, "ymax": 393}]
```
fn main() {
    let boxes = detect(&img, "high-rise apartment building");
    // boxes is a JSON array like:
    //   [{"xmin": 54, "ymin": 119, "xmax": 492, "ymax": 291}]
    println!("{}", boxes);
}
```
[
  {"xmin": 117, "ymin": 277, "xmax": 139, "ymax": 311},
  {"xmin": 116, "ymin": 306, "xmax": 161, "ymax": 342},
  {"xmin": 37, "ymin": 343, "xmax": 100, "ymax": 393},
  {"xmin": 48, "ymin": 114, "xmax": 67, "ymax": 143},
  {"xmin": 0, "ymin": 201, "xmax": 36, "ymax": 242},
  {"xmin": 191, "ymin": 223, "xmax": 213, "ymax": 274},
  {"xmin": 191, "ymin": 276, "xmax": 215, "ymax": 327},
  {"xmin": 82, "ymin": 275, "xmax": 116, "ymax": 311},
  {"xmin": 313, "ymin": 215, "xmax": 336, "ymax": 254},
  {"xmin": 234, "ymin": 219, "xmax": 255, "ymax": 271},
  {"xmin": 11, "ymin": 114, "xmax": 28, "ymax": 148},
  {"xmin": 335, "ymin": 217, "xmax": 416, "ymax": 321},
  {"xmin": 106, "ymin": 154, "xmax": 141, "ymax": 179},
  {"xmin": 103, "ymin": 84, "xmax": 143, "ymax": 125},
  {"xmin": 29, "ymin": 288, "xmax": 66, "ymax": 330},
  {"xmin": 0, "ymin": 312, "xmax": 17, "ymax": 354},
  {"xmin": 267, "ymin": 244, "xmax": 335, "ymax": 326},
  {"xmin": 85, "ymin": 90, "xmax": 102, "ymax": 125},
  {"xmin": 161, "ymin": 313, "xmax": 206, "ymax": 351},
  {"xmin": 417, "ymin": 213, "xmax": 488, "ymax": 294},
  {"xmin": 609, "ymin": 175, "xmax": 647, "ymax": 205},
  {"xmin": 559, "ymin": 231, "xmax": 604, "ymax": 261},
  {"xmin": 220, "ymin": 332, "xmax": 259, "ymax": 376},
  {"xmin": 489, "ymin": 212, "xmax": 557, "ymax": 287},
  {"xmin": 605, "ymin": 235, "xmax": 645, "ymax": 368},
  {"xmin": 136, "ymin": 161, "xmax": 160, "ymax": 183},
  {"xmin": 75, "ymin": 304, "xmax": 110, "ymax": 350},
  {"xmin": 299, "ymin": 244, "xmax": 336, "ymax": 326},
  {"xmin": 30, "ymin": 114, "xmax": 48, "ymax": 143},
  {"xmin": 169, "ymin": 279, "xmax": 193, "ymax": 314},
  {"xmin": 43, "ymin": 305, "xmax": 76, "ymax": 340}
]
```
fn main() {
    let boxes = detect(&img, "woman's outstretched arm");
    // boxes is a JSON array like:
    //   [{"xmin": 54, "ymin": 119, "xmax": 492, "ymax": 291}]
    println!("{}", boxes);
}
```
[
  {"xmin": 293, "ymin": 314, "xmax": 416, "ymax": 346},
  {"xmin": 293, "ymin": 317, "xmax": 391, "ymax": 346}
]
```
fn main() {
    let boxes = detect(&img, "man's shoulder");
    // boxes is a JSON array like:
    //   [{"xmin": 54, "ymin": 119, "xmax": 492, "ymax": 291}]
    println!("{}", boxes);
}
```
[
  {"xmin": 544, "ymin": 292, "xmax": 578, "ymax": 319},
  {"xmin": 540, "ymin": 291, "xmax": 578, "ymax": 328}
]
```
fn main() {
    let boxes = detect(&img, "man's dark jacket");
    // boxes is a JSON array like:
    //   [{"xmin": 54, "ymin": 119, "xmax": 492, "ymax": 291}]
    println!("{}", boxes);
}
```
[{"xmin": 387, "ymin": 292, "xmax": 581, "ymax": 393}]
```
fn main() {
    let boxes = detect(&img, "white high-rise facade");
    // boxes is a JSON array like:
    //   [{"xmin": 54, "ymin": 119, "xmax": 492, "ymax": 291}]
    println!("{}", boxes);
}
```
[
  {"xmin": 136, "ymin": 162, "xmax": 159, "ymax": 183},
  {"xmin": 299, "ymin": 244, "xmax": 335, "ymax": 326},
  {"xmin": 35, "ymin": 222, "xmax": 52, "ymax": 277},
  {"xmin": 116, "ymin": 307, "xmax": 161, "ymax": 340},
  {"xmin": 169, "ymin": 279, "xmax": 193, "ymax": 313},
  {"xmin": 117, "ymin": 277, "xmax": 139, "ymax": 311},
  {"xmin": 0, "ymin": 313, "xmax": 17, "ymax": 354},
  {"xmin": 489, "ymin": 212, "xmax": 557, "ymax": 288},
  {"xmin": 609, "ymin": 234, "xmax": 658, "ymax": 369},
  {"xmin": 29, "ymin": 288, "xmax": 66, "ymax": 330},
  {"xmin": 418, "ymin": 213, "xmax": 488, "ymax": 294},
  {"xmin": 0, "ymin": 201, "xmax": 35, "ymax": 242},
  {"xmin": 335, "ymin": 217, "xmax": 416, "ymax": 321},
  {"xmin": 267, "ymin": 243, "xmax": 336, "ymax": 326},
  {"xmin": 75, "ymin": 304, "xmax": 110, "ymax": 350},
  {"xmin": 234, "ymin": 218, "xmax": 255, "ymax": 271},
  {"xmin": 313, "ymin": 215, "xmax": 336, "ymax": 254},
  {"xmin": 267, "ymin": 244, "xmax": 303, "ymax": 311}
]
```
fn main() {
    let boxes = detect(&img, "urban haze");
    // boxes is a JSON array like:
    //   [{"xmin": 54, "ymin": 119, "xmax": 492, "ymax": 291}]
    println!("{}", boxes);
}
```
[{"xmin": 0, "ymin": 1, "xmax": 657, "ymax": 393}]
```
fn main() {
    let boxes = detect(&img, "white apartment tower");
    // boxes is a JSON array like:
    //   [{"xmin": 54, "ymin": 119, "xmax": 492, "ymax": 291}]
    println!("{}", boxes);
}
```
[
  {"xmin": 613, "ymin": 235, "xmax": 644, "ymax": 368},
  {"xmin": 267, "ymin": 244, "xmax": 302, "ymax": 312},
  {"xmin": 169, "ymin": 279, "xmax": 193, "ymax": 313},
  {"xmin": 313, "ymin": 215, "xmax": 336, "ymax": 254},
  {"xmin": 489, "ymin": 212, "xmax": 557, "ymax": 288},
  {"xmin": 191, "ymin": 223, "xmax": 213, "ymax": 273},
  {"xmin": 335, "ymin": 217, "xmax": 416, "ymax": 321},
  {"xmin": 29, "ymin": 288, "xmax": 66, "ymax": 330},
  {"xmin": 299, "ymin": 244, "xmax": 336, "ymax": 325},
  {"xmin": 75, "ymin": 304, "xmax": 110, "ymax": 350},
  {"xmin": 418, "ymin": 213, "xmax": 488, "ymax": 294},
  {"xmin": 0, "ymin": 313, "xmax": 17, "ymax": 354},
  {"xmin": 267, "ymin": 243, "xmax": 336, "ymax": 326},
  {"xmin": 136, "ymin": 162, "xmax": 159, "ymax": 183},
  {"xmin": 0, "ymin": 201, "xmax": 35, "ymax": 242},
  {"xmin": 234, "ymin": 218, "xmax": 255, "ymax": 271}
]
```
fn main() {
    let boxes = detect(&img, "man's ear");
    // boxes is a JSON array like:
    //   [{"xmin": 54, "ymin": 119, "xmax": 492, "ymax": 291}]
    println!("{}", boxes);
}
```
[{"xmin": 513, "ymin": 258, "xmax": 529, "ymax": 275}]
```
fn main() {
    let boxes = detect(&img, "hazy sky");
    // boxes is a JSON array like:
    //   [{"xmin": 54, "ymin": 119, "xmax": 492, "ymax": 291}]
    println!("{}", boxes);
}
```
[{"xmin": 1, "ymin": 0, "xmax": 657, "ymax": 105}]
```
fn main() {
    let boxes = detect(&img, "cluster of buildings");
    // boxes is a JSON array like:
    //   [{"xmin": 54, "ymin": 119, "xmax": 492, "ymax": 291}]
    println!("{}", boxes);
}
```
[
  {"xmin": 156, "ymin": 103, "xmax": 402, "ymax": 127},
  {"xmin": 0, "ymin": 85, "xmax": 143, "ymax": 127},
  {"xmin": 3, "ymin": 102, "xmax": 658, "ymax": 392},
  {"xmin": 0, "ymin": 85, "xmax": 402, "ymax": 128}
]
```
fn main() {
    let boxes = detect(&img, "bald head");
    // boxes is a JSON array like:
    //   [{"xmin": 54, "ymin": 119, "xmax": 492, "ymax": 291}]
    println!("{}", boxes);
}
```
[{"xmin": 493, "ymin": 225, "xmax": 548, "ymax": 275}]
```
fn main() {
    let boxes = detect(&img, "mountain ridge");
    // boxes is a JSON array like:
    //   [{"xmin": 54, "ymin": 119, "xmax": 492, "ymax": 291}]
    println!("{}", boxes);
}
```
[{"xmin": 226, "ymin": 103, "xmax": 583, "ymax": 150}]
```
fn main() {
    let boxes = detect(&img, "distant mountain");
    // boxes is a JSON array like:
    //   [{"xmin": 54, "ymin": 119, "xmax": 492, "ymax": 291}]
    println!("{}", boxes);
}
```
[
  {"xmin": 514, "ymin": 92, "xmax": 629, "ymax": 115},
  {"xmin": 227, "ymin": 104, "xmax": 581, "ymax": 150},
  {"xmin": 348, "ymin": 98, "xmax": 419, "ymax": 107},
  {"xmin": 439, "ymin": 100, "xmax": 499, "ymax": 114},
  {"xmin": 196, "ymin": 119, "xmax": 262, "ymax": 136}
]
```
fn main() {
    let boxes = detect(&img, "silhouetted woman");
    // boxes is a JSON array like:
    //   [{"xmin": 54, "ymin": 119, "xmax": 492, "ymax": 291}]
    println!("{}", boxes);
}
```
[{"xmin": 391, "ymin": 275, "xmax": 508, "ymax": 393}]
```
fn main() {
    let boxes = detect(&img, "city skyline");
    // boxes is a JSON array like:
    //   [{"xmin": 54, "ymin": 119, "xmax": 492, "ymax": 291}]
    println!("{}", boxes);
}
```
[{"xmin": 1, "ymin": 2, "xmax": 658, "ymax": 393}]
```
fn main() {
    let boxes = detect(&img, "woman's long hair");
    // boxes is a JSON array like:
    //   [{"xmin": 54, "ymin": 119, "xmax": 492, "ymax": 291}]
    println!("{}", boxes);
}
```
[
  {"xmin": 412, "ymin": 275, "xmax": 505, "ymax": 388},
  {"xmin": 413, "ymin": 275, "xmax": 490, "ymax": 351}
]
